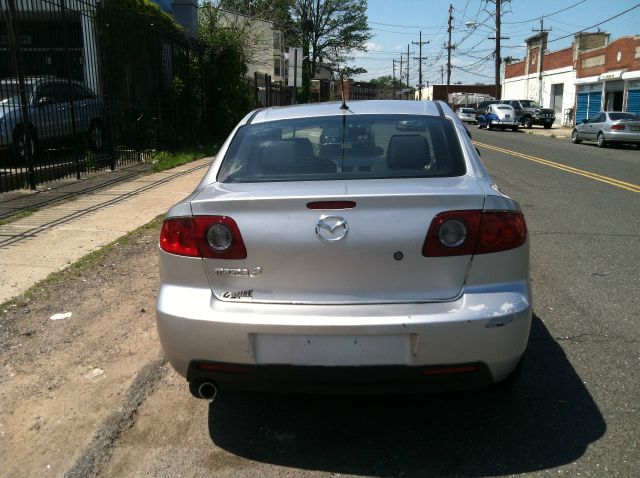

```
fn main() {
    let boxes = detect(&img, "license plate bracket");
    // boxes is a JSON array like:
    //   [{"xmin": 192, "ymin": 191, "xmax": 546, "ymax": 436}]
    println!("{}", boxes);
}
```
[{"xmin": 253, "ymin": 334, "xmax": 411, "ymax": 365}]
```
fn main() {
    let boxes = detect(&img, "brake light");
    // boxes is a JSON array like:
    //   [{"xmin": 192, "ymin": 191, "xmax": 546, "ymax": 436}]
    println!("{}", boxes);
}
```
[
  {"xmin": 307, "ymin": 201, "xmax": 356, "ymax": 209},
  {"xmin": 160, "ymin": 216, "xmax": 247, "ymax": 259},
  {"xmin": 610, "ymin": 124, "xmax": 625, "ymax": 131},
  {"xmin": 423, "ymin": 210, "xmax": 526, "ymax": 256}
]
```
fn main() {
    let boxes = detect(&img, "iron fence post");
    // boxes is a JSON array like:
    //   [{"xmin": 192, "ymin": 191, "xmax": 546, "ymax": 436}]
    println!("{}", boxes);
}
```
[{"xmin": 6, "ymin": 0, "xmax": 36, "ymax": 190}]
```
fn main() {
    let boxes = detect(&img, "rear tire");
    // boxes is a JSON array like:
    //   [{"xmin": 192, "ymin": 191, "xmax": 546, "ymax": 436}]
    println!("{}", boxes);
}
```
[
  {"xmin": 12, "ymin": 124, "xmax": 38, "ymax": 166},
  {"xmin": 597, "ymin": 132, "xmax": 607, "ymax": 148},
  {"xmin": 523, "ymin": 117, "xmax": 533, "ymax": 129},
  {"xmin": 543, "ymin": 123, "xmax": 552, "ymax": 129}
]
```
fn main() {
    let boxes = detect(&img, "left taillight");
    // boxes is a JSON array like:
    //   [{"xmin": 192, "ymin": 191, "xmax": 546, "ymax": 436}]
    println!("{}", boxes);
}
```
[
  {"xmin": 610, "ymin": 124, "xmax": 625, "ymax": 131},
  {"xmin": 160, "ymin": 216, "xmax": 247, "ymax": 259}
]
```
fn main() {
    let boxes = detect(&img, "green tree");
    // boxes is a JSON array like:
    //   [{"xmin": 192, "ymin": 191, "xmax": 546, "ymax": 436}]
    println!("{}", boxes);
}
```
[
  {"xmin": 199, "ymin": 3, "xmax": 254, "ymax": 134},
  {"xmin": 291, "ymin": 0, "xmax": 372, "ymax": 102}
]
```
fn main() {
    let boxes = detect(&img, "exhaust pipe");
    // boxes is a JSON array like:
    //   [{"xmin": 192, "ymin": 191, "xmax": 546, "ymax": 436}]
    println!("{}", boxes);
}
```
[{"xmin": 196, "ymin": 381, "xmax": 218, "ymax": 400}]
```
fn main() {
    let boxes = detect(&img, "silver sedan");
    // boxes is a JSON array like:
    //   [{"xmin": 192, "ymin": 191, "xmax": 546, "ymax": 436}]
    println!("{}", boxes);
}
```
[
  {"xmin": 156, "ymin": 100, "xmax": 532, "ymax": 398},
  {"xmin": 572, "ymin": 111, "xmax": 640, "ymax": 147}
]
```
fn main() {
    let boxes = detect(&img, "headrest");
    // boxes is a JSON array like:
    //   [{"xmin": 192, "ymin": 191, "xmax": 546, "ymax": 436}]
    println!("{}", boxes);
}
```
[{"xmin": 386, "ymin": 135, "xmax": 429, "ymax": 170}]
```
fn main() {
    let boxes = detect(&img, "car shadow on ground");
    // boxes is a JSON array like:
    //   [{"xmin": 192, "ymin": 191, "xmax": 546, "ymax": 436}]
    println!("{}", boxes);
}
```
[{"xmin": 208, "ymin": 314, "xmax": 605, "ymax": 476}]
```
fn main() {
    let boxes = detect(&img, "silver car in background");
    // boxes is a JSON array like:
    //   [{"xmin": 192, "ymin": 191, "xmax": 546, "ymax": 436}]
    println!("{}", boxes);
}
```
[
  {"xmin": 0, "ymin": 77, "xmax": 104, "ymax": 163},
  {"xmin": 156, "ymin": 100, "xmax": 532, "ymax": 398},
  {"xmin": 456, "ymin": 107, "xmax": 477, "ymax": 125},
  {"xmin": 572, "ymin": 111, "xmax": 640, "ymax": 148}
]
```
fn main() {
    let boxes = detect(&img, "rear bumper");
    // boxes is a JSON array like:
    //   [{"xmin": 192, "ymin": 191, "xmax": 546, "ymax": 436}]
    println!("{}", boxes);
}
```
[
  {"xmin": 156, "ymin": 283, "xmax": 532, "ymax": 390},
  {"xmin": 605, "ymin": 131, "xmax": 640, "ymax": 143},
  {"xmin": 187, "ymin": 361, "xmax": 494, "ymax": 394}
]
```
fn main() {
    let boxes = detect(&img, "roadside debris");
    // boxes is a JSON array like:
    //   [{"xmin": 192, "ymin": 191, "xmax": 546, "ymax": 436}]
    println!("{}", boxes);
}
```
[{"xmin": 49, "ymin": 312, "xmax": 73, "ymax": 321}]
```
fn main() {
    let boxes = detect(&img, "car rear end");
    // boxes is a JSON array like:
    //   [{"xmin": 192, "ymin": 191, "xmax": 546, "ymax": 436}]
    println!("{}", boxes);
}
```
[
  {"xmin": 457, "ymin": 108, "xmax": 476, "ymax": 124},
  {"xmin": 604, "ymin": 112, "xmax": 640, "ymax": 144},
  {"xmin": 156, "ymin": 101, "xmax": 532, "ymax": 396}
]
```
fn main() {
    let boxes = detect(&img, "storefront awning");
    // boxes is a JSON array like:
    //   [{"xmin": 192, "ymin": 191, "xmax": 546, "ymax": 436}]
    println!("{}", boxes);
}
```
[
  {"xmin": 574, "ymin": 75, "xmax": 600, "ymax": 85},
  {"xmin": 621, "ymin": 71, "xmax": 640, "ymax": 80},
  {"xmin": 598, "ymin": 70, "xmax": 624, "ymax": 81}
]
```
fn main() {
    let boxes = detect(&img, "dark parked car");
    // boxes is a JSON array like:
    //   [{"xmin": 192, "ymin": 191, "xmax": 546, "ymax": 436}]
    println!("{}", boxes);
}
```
[
  {"xmin": 572, "ymin": 111, "xmax": 640, "ymax": 148},
  {"xmin": 0, "ymin": 77, "xmax": 104, "ymax": 163},
  {"xmin": 475, "ymin": 100, "xmax": 500, "ymax": 120},
  {"xmin": 499, "ymin": 99, "xmax": 555, "ymax": 129}
]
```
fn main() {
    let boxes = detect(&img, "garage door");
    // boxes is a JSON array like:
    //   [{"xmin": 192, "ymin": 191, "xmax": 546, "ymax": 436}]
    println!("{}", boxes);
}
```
[
  {"xmin": 587, "ymin": 91, "xmax": 602, "ymax": 118},
  {"xmin": 576, "ymin": 92, "xmax": 589, "ymax": 123},
  {"xmin": 627, "ymin": 88, "xmax": 640, "ymax": 115}
]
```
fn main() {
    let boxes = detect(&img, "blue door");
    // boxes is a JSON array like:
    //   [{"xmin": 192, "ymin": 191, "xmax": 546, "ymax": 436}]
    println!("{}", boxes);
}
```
[
  {"xmin": 576, "ymin": 92, "xmax": 589, "ymax": 124},
  {"xmin": 627, "ymin": 89, "xmax": 640, "ymax": 115},
  {"xmin": 588, "ymin": 91, "xmax": 602, "ymax": 118}
]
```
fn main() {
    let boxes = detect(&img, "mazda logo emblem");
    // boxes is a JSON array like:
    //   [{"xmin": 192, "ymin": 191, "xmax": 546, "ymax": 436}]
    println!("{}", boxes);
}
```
[{"xmin": 315, "ymin": 215, "xmax": 349, "ymax": 242}]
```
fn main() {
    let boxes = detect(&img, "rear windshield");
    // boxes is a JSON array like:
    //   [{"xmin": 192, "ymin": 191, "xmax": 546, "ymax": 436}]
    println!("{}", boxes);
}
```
[
  {"xmin": 497, "ymin": 106, "xmax": 512, "ymax": 110},
  {"xmin": 609, "ymin": 112, "xmax": 640, "ymax": 121},
  {"xmin": 218, "ymin": 114, "xmax": 466, "ymax": 183},
  {"xmin": 460, "ymin": 108, "xmax": 475, "ymax": 113}
]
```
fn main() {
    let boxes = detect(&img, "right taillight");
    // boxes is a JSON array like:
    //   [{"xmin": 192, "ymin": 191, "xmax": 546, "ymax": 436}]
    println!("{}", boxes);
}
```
[
  {"xmin": 423, "ymin": 210, "xmax": 526, "ymax": 256},
  {"xmin": 160, "ymin": 216, "xmax": 247, "ymax": 259}
]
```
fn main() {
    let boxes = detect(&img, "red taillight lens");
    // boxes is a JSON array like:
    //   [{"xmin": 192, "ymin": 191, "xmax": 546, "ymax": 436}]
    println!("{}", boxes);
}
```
[
  {"xmin": 476, "ymin": 211, "xmax": 527, "ymax": 253},
  {"xmin": 422, "ymin": 210, "xmax": 481, "ymax": 256},
  {"xmin": 423, "ymin": 210, "xmax": 526, "ymax": 256},
  {"xmin": 160, "ymin": 217, "xmax": 199, "ymax": 257},
  {"xmin": 160, "ymin": 216, "xmax": 247, "ymax": 259},
  {"xmin": 610, "ymin": 124, "xmax": 625, "ymax": 131}
]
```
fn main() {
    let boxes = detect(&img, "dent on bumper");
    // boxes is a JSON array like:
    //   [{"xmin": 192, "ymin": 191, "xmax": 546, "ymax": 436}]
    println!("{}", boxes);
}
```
[{"xmin": 156, "ymin": 284, "xmax": 532, "ymax": 383}]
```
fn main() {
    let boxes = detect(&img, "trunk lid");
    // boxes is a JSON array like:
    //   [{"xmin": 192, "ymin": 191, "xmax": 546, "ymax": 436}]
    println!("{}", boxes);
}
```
[{"xmin": 191, "ymin": 177, "xmax": 485, "ymax": 304}]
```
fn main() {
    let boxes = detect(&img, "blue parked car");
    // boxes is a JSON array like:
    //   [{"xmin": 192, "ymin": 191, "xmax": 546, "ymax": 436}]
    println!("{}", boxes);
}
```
[
  {"xmin": 477, "ymin": 103, "xmax": 519, "ymax": 132},
  {"xmin": 0, "ymin": 77, "xmax": 104, "ymax": 164}
]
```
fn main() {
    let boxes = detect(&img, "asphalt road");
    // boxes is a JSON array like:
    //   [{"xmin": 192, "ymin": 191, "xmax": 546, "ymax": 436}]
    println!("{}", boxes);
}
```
[{"xmin": 99, "ymin": 131, "xmax": 639, "ymax": 477}]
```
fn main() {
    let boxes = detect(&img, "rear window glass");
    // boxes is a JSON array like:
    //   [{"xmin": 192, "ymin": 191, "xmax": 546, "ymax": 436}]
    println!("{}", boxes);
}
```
[
  {"xmin": 218, "ymin": 115, "xmax": 466, "ymax": 183},
  {"xmin": 497, "ymin": 106, "xmax": 512, "ymax": 110},
  {"xmin": 609, "ymin": 112, "xmax": 640, "ymax": 121},
  {"xmin": 460, "ymin": 108, "xmax": 475, "ymax": 113}
]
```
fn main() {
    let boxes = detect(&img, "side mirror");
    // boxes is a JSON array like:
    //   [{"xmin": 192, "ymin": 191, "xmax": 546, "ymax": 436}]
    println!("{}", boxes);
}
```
[{"xmin": 36, "ymin": 96, "xmax": 55, "ymax": 106}]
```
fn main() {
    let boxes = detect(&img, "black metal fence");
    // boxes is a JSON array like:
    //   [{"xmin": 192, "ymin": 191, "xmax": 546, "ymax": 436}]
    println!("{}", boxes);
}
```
[{"xmin": 0, "ymin": 0, "xmax": 210, "ymax": 193}]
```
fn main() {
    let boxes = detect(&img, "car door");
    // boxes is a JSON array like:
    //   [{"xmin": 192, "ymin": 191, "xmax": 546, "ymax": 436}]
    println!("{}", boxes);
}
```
[
  {"xmin": 32, "ymin": 82, "xmax": 71, "ymax": 141},
  {"xmin": 68, "ymin": 84, "xmax": 96, "ymax": 134},
  {"xmin": 585, "ymin": 113, "xmax": 605, "ymax": 140}
]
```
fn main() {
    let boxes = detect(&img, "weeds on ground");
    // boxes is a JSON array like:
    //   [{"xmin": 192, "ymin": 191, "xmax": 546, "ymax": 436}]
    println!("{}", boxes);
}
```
[
  {"xmin": 151, "ymin": 144, "xmax": 218, "ymax": 172},
  {"xmin": 0, "ymin": 215, "xmax": 164, "ymax": 312},
  {"xmin": 0, "ymin": 208, "xmax": 38, "ymax": 226}
]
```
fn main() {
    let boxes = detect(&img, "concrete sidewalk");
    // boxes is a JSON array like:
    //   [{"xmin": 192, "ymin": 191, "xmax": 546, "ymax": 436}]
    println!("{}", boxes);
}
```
[
  {"xmin": 0, "ymin": 157, "xmax": 212, "ymax": 303},
  {"xmin": 519, "ymin": 125, "xmax": 573, "ymax": 139}
]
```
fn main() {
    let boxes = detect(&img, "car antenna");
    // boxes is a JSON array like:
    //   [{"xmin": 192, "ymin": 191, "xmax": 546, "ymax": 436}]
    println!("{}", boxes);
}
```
[{"xmin": 340, "ymin": 91, "xmax": 349, "ymax": 110}]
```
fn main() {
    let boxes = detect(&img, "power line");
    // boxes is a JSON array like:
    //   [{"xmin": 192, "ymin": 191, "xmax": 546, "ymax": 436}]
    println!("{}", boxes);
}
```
[
  {"xmin": 547, "ymin": 4, "xmax": 640, "ymax": 44},
  {"xmin": 504, "ymin": 0, "xmax": 587, "ymax": 25}
]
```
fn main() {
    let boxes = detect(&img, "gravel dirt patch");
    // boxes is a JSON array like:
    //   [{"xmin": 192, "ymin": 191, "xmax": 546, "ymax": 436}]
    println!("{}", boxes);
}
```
[{"xmin": 0, "ymin": 219, "xmax": 165, "ymax": 477}]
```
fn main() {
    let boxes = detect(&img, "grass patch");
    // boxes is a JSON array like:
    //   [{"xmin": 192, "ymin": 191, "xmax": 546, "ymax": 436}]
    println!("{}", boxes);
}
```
[
  {"xmin": 0, "ymin": 208, "xmax": 38, "ymax": 226},
  {"xmin": 151, "ymin": 144, "xmax": 218, "ymax": 172},
  {"xmin": 0, "ymin": 215, "xmax": 164, "ymax": 311}
]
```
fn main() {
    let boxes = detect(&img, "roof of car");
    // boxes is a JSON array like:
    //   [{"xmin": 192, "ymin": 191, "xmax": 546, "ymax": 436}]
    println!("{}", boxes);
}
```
[{"xmin": 249, "ymin": 100, "xmax": 444, "ymax": 124}]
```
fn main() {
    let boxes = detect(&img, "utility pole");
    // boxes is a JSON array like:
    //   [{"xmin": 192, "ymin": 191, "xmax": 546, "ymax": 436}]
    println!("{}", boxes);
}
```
[
  {"xmin": 488, "ymin": 0, "xmax": 510, "ymax": 100},
  {"xmin": 446, "ymin": 3, "xmax": 453, "ymax": 101},
  {"xmin": 406, "ymin": 44, "xmax": 410, "ymax": 100},
  {"xmin": 440, "ymin": 65, "xmax": 444, "ymax": 84},
  {"xmin": 399, "ymin": 53, "xmax": 403, "ymax": 100},
  {"xmin": 532, "ymin": 17, "xmax": 551, "ymax": 106},
  {"xmin": 413, "ymin": 31, "xmax": 429, "ymax": 100},
  {"xmin": 392, "ymin": 59, "xmax": 398, "ymax": 99}
]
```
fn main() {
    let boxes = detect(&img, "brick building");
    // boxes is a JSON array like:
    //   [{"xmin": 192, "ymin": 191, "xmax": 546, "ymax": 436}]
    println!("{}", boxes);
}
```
[{"xmin": 503, "ymin": 32, "xmax": 640, "ymax": 126}]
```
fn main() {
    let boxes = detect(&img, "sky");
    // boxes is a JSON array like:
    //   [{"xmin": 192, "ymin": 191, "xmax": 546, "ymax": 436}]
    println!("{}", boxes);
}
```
[{"xmin": 350, "ymin": 0, "xmax": 640, "ymax": 85}]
